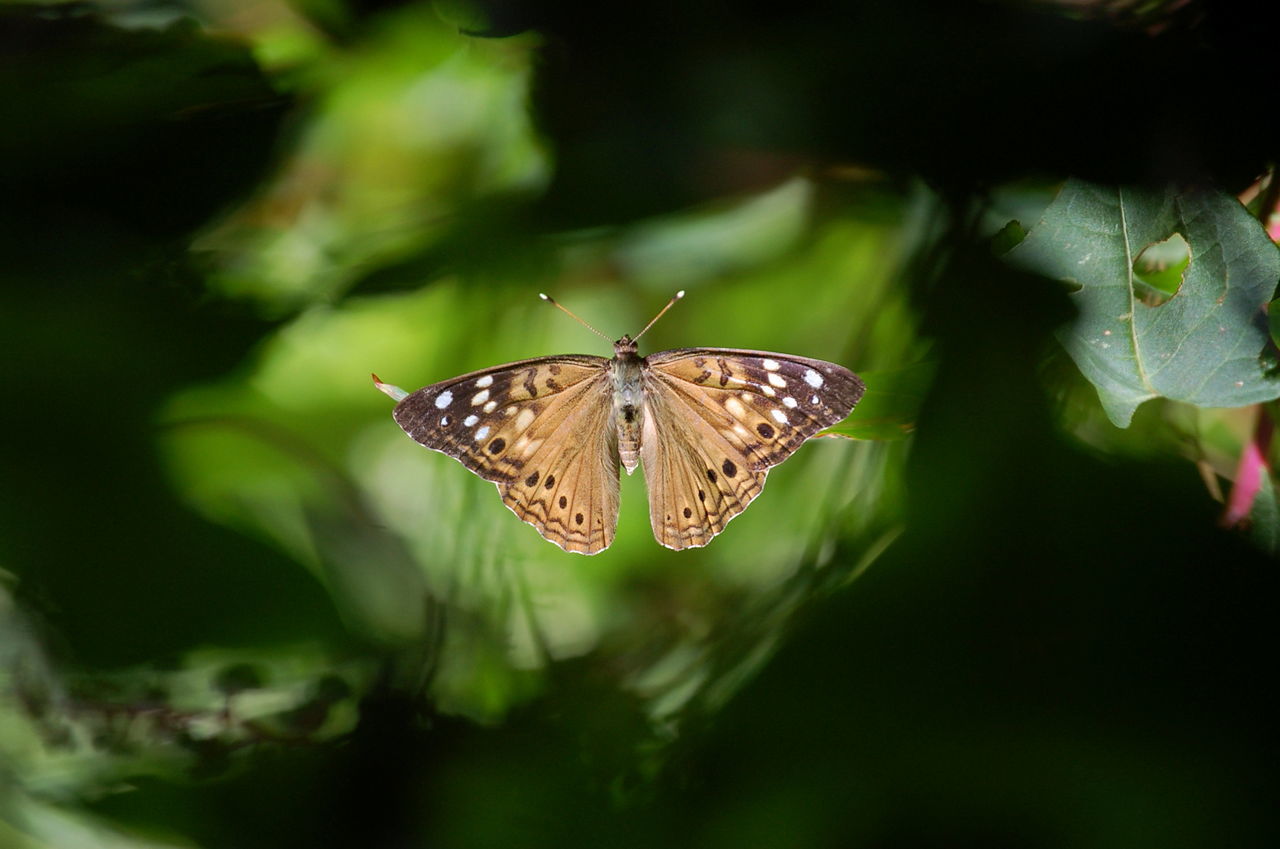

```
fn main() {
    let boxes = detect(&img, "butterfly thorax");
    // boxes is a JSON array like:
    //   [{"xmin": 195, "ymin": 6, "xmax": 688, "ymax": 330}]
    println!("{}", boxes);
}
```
[{"xmin": 611, "ymin": 336, "xmax": 646, "ymax": 474}]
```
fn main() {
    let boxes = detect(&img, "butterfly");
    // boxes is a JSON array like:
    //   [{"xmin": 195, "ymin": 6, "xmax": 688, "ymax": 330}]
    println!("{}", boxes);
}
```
[{"xmin": 375, "ymin": 292, "xmax": 864, "ymax": 555}]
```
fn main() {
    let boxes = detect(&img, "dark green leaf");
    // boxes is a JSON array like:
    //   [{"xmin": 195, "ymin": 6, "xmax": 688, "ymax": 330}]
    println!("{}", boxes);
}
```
[{"xmin": 1009, "ymin": 180, "xmax": 1280, "ymax": 427}]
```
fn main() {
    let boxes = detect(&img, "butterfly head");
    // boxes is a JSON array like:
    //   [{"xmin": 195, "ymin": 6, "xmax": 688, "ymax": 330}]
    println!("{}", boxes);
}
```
[{"xmin": 613, "ymin": 335, "xmax": 639, "ymax": 358}]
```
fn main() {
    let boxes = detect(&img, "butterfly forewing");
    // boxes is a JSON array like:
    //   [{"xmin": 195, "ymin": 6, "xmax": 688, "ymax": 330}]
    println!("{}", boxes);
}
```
[
  {"xmin": 639, "ymin": 349, "xmax": 864, "ymax": 550},
  {"xmin": 392, "ymin": 355, "xmax": 621, "ymax": 554}
]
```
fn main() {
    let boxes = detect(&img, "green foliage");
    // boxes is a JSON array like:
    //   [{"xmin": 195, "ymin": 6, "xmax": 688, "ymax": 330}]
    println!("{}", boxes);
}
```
[
  {"xmin": 1249, "ymin": 461, "xmax": 1280, "ymax": 555},
  {"xmin": 1011, "ymin": 179, "xmax": 1280, "ymax": 426}
]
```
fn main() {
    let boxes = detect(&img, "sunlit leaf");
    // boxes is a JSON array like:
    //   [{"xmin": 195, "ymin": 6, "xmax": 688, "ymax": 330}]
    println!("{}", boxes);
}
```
[{"xmin": 1009, "ymin": 179, "xmax": 1280, "ymax": 427}]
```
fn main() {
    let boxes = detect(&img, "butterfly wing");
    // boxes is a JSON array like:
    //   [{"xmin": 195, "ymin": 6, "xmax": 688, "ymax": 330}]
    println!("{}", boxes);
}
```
[
  {"xmin": 392, "ymin": 355, "xmax": 621, "ymax": 555},
  {"xmin": 640, "ymin": 349, "xmax": 864, "ymax": 550}
]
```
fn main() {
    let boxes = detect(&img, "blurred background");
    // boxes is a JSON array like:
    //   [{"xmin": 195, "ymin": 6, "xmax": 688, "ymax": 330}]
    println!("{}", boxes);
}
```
[{"xmin": 1, "ymin": 0, "xmax": 1277, "ymax": 846}]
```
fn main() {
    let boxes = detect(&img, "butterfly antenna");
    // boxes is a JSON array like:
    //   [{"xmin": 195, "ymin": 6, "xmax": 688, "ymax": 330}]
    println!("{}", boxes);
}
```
[
  {"xmin": 538, "ymin": 293, "xmax": 610, "ymax": 341},
  {"xmin": 633, "ymin": 290, "xmax": 685, "ymax": 342}
]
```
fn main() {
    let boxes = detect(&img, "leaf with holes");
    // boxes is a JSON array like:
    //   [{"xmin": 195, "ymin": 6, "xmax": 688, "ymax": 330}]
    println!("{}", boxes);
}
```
[{"xmin": 1009, "ymin": 179, "xmax": 1280, "ymax": 427}]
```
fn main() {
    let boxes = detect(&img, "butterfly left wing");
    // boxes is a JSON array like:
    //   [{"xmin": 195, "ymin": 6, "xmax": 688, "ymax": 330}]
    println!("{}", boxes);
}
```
[
  {"xmin": 640, "ymin": 349, "xmax": 864, "ymax": 550},
  {"xmin": 391, "ymin": 355, "xmax": 621, "ymax": 554}
]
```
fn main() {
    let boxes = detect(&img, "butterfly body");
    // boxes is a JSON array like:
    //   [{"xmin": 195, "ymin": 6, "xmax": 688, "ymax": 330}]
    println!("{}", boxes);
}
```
[
  {"xmin": 388, "ymin": 333, "xmax": 864, "ymax": 555},
  {"xmin": 610, "ymin": 335, "xmax": 646, "ymax": 474}
]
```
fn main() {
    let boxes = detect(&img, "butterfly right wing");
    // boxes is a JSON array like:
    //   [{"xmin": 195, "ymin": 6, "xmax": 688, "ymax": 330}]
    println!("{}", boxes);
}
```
[
  {"xmin": 639, "ymin": 348, "xmax": 864, "ymax": 550},
  {"xmin": 391, "ymin": 355, "xmax": 621, "ymax": 554}
]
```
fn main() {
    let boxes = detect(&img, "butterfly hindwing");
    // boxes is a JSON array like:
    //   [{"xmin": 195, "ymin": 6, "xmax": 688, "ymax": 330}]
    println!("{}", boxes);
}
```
[
  {"xmin": 498, "ymin": 411, "xmax": 620, "ymax": 555},
  {"xmin": 393, "ymin": 355, "xmax": 621, "ymax": 554},
  {"xmin": 639, "ymin": 388, "xmax": 767, "ymax": 550}
]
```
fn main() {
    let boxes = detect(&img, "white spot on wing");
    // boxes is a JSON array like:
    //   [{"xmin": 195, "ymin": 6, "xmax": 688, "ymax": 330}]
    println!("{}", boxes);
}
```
[
  {"xmin": 476, "ymin": 375, "xmax": 494, "ymax": 388},
  {"xmin": 464, "ymin": 414, "xmax": 479, "ymax": 427},
  {"xmin": 515, "ymin": 408, "xmax": 535, "ymax": 430},
  {"xmin": 783, "ymin": 396, "xmax": 798, "ymax": 408},
  {"xmin": 810, "ymin": 395, "xmax": 820, "ymax": 405},
  {"xmin": 475, "ymin": 425, "xmax": 490, "ymax": 441},
  {"xmin": 483, "ymin": 400, "xmax": 497, "ymax": 413},
  {"xmin": 771, "ymin": 409, "xmax": 788, "ymax": 425},
  {"xmin": 762, "ymin": 359, "xmax": 780, "ymax": 371},
  {"xmin": 768, "ymin": 373, "xmax": 787, "ymax": 388},
  {"xmin": 725, "ymin": 397, "xmax": 746, "ymax": 417},
  {"xmin": 440, "ymin": 415, "xmax": 450, "ymax": 426},
  {"xmin": 762, "ymin": 385, "xmax": 776, "ymax": 397},
  {"xmin": 471, "ymin": 389, "xmax": 490, "ymax": 405},
  {"xmin": 804, "ymin": 369, "xmax": 823, "ymax": 388},
  {"xmin": 435, "ymin": 390, "xmax": 453, "ymax": 409}
]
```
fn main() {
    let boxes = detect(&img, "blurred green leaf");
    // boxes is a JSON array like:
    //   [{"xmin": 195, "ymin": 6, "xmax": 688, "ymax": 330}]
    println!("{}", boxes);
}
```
[
  {"xmin": 820, "ymin": 362, "xmax": 934, "ymax": 441},
  {"xmin": 1248, "ymin": 464, "xmax": 1280, "ymax": 556},
  {"xmin": 1009, "ymin": 179, "xmax": 1280, "ymax": 427}
]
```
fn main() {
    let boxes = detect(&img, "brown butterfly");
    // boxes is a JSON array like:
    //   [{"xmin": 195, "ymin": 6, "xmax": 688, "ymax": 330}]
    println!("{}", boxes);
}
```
[{"xmin": 375, "ymin": 292, "xmax": 864, "ymax": 555}]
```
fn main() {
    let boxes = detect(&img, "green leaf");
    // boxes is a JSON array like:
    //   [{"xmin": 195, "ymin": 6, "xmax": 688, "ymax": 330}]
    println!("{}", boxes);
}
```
[
  {"xmin": 1248, "ymin": 467, "xmax": 1280, "ymax": 557},
  {"xmin": 821, "ymin": 362, "xmax": 934, "ymax": 441},
  {"xmin": 1009, "ymin": 180, "xmax": 1280, "ymax": 427}
]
